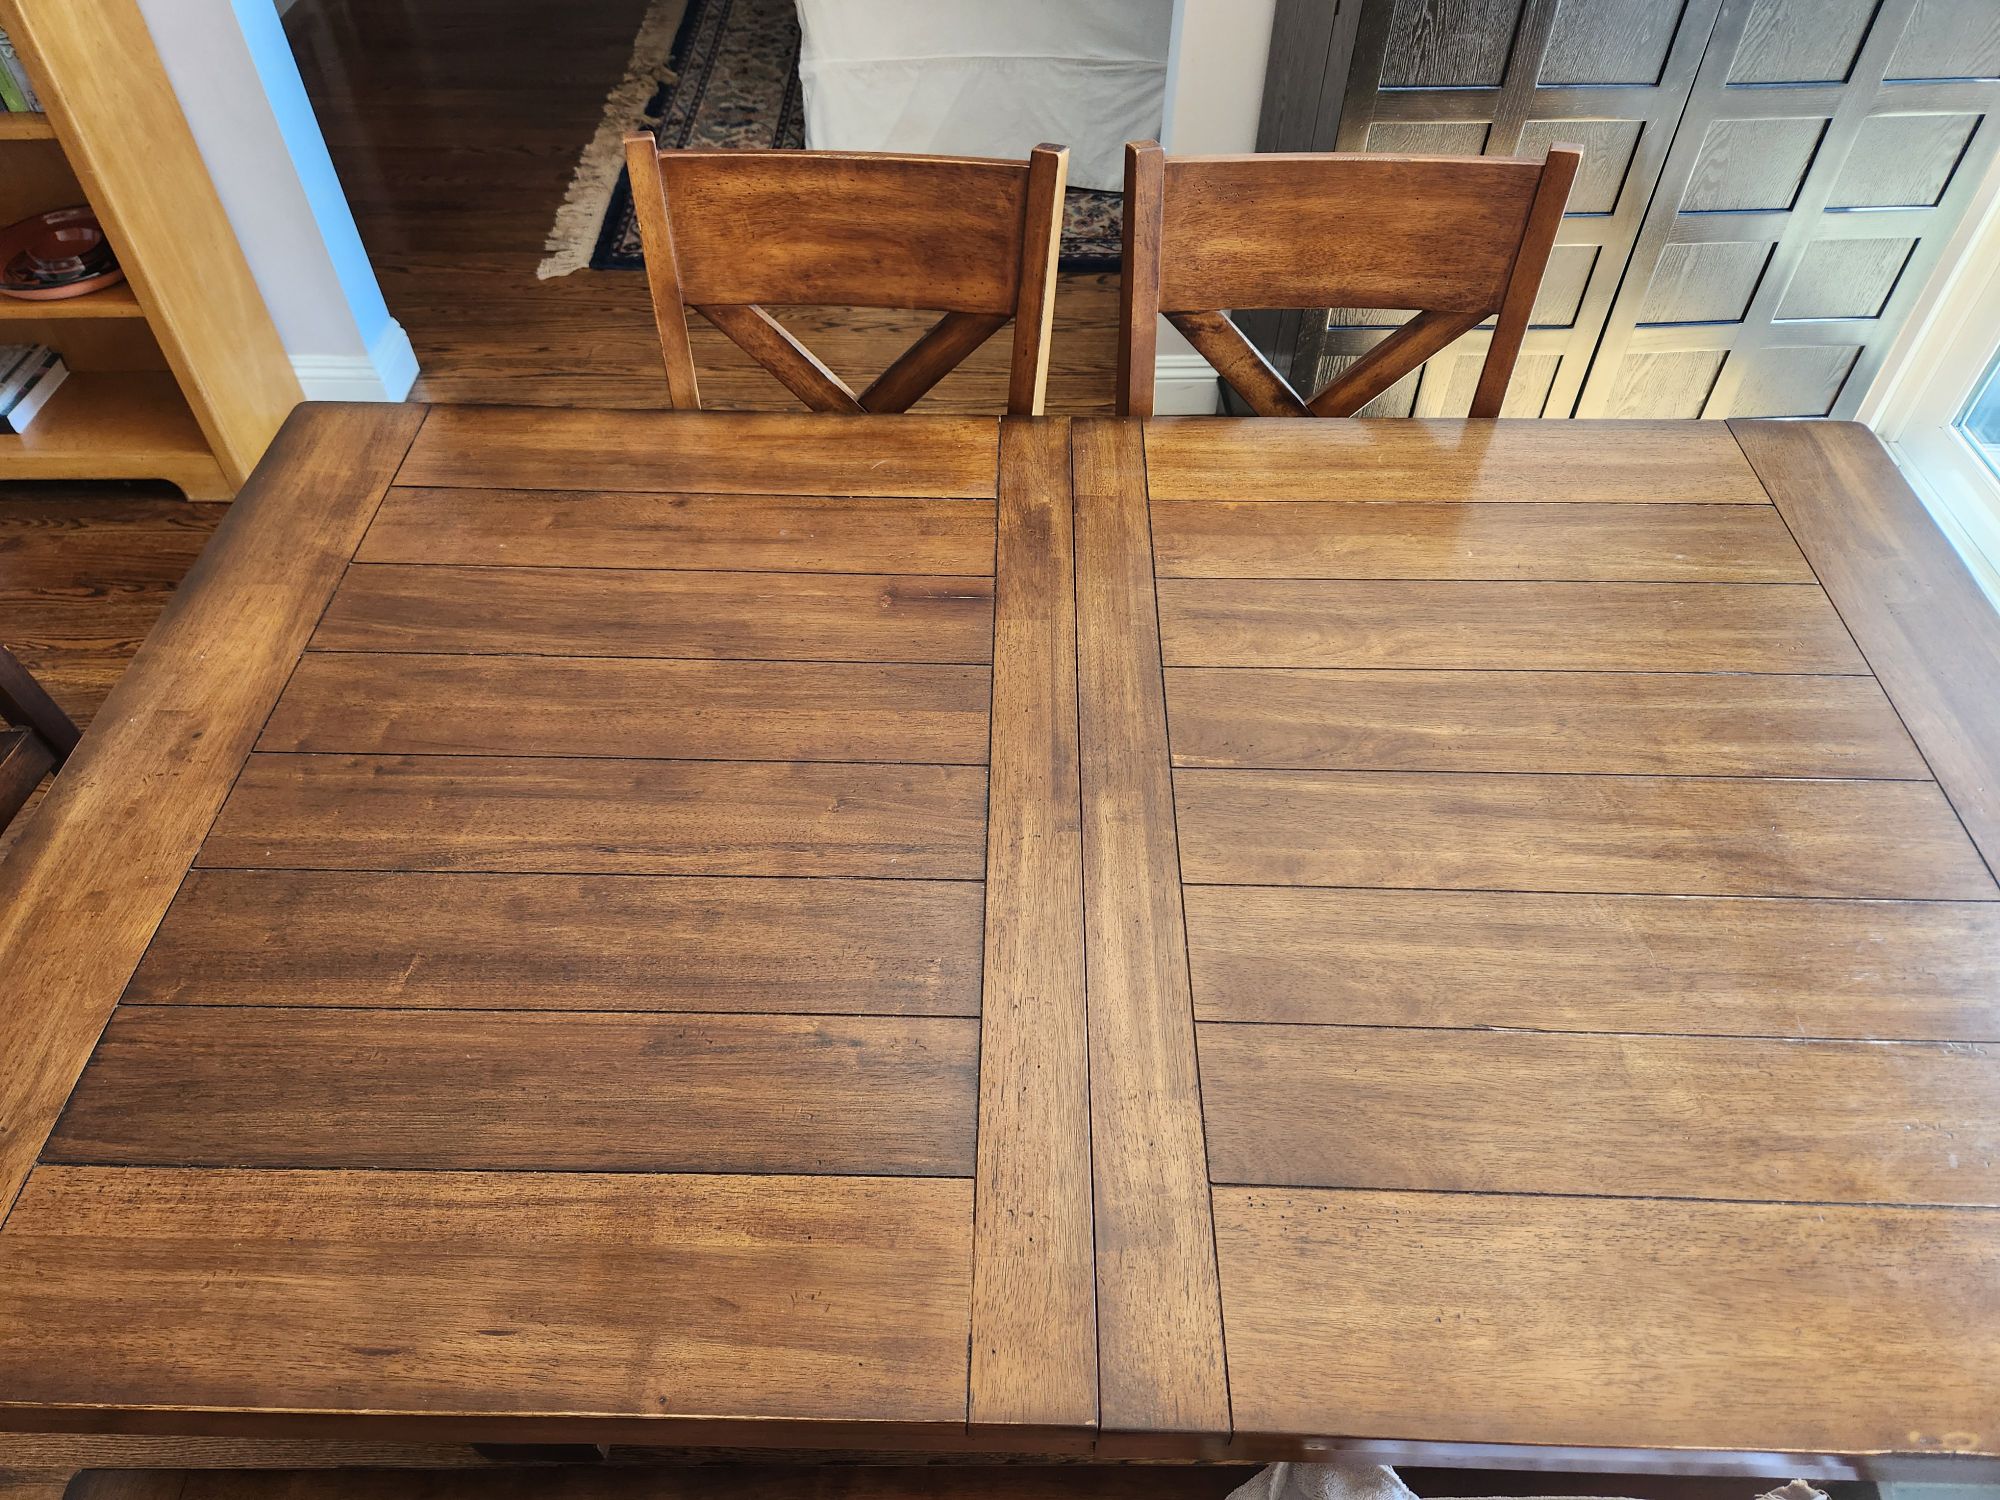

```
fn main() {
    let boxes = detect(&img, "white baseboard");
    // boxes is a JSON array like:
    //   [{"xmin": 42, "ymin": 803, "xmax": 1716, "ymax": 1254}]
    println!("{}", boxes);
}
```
[
  {"xmin": 291, "ymin": 319, "xmax": 419, "ymax": 402},
  {"xmin": 1153, "ymin": 352, "xmax": 1221, "ymax": 414}
]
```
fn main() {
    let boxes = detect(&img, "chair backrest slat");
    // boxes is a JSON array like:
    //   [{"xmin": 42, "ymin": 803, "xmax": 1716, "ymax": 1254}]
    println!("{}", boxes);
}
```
[
  {"xmin": 1118, "ymin": 143, "xmax": 1581, "ymax": 419},
  {"xmin": 624, "ymin": 138, "xmax": 1069, "ymax": 414}
]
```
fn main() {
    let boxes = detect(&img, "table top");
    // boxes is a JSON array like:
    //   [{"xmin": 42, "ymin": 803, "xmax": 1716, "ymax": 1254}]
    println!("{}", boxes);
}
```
[{"xmin": 1, "ymin": 405, "xmax": 1997, "ymax": 1475}]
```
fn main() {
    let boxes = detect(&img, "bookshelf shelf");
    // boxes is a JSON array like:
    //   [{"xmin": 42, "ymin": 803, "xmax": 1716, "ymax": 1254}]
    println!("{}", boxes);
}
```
[
  {"xmin": 0, "ymin": 280, "xmax": 143, "ymax": 319},
  {"xmin": 0, "ymin": 371, "xmax": 224, "ymax": 496},
  {"xmin": 0, "ymin": 0, "xmax": 300, "ymax": 498}
]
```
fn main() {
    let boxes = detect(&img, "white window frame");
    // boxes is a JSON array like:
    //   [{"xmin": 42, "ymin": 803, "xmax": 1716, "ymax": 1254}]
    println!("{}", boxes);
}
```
[{"xmin": 1862, "ymin": 150, "xmax": 2000, "ymax": 611}]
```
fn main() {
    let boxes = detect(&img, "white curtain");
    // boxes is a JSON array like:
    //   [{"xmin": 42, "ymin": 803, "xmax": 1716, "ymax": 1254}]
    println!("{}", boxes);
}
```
[{"xmin": 794, "ymin": 0, "xmax": 1175, "ymax": 192}]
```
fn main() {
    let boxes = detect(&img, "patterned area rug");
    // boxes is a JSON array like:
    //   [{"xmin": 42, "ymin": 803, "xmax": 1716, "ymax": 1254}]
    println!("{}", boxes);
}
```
[{"xmin": 544, "ymin": 0, "xmax": 1122, "ymax": 278}]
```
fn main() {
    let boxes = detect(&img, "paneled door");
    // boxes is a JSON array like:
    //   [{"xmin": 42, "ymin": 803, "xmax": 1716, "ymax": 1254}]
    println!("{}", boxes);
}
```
[
  {"xmin": 1578, "ymin": 0, "xmax": 2000, "ymax": 418},
  {"xmin": 1258, "ymin": 0, "xmax": 2000, "ymax": 419}
]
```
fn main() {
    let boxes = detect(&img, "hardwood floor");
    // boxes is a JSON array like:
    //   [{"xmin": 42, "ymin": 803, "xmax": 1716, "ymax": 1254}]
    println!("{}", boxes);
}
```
[{"xmin": 281, "ymin": 0, "xmax": 1119, "ymax": 413}]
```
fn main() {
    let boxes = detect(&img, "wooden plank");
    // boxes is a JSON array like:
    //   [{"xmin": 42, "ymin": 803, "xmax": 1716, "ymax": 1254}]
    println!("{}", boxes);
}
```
[
  {"xmin": 1186, "ymin": 887, "xmax": 2000, "ymax": 1041},
  {"xmin": 1156, "ymin": 579, "xmax": 1866, "ymax": 673},
  {"xmin": 1733, "ymin": 420, "xmax": 2000, "ymax": 879},
  {"xmin": 1213, "ymin": 1188, "xmax": 2000, "ymax": 1455},
  {"xmin": 1175, "ymin": 770, "xmax": 1998, "ymax": 899},
  {"xmin": 0, "ymin": 403, "xmax": 424, "ymax": 1222},
  {"xmin": 1166, "ymin": 668, "xmax": 1927, "ymax": 778},
  {"xmin": 199, "ymin": 755, "xmax": 987, "ymax": 880},
  {"xmin": 1070, "ymin": 419, "xmax": 1229, "ymax": 1437},
  {"xmin": 1148, "ymin": 501, "xmax": 1813, "ymax": 582},
  {"xmin": 126, "ymin": 870, "xmax": 983, "ymax": 1016},
  {"xmin": 0, "ymin": 1167, "xmax": 974, "ymax": 1428},
  {"xmin": 359, "ymin": 490, "xmax": 998, "ymax": 575},
  {"xmin": 1143, "ymin": 419, "xmax": 1770, "ymax": 503},
  {"xmin": 261, "ymin": 655, "xmax": 992, "ymax": 764},
  {"xmin": 315, "ymin": 566, "xmax": 995, "ymax": 665},
  {"xmin": 1199, "ymin": 1025, "xmax": 2000, "ymax": 1205},
  {"xmin": 49, "ymin": 1009, "xmax": 977, "ymax": 1176},
  {"xmin": 970, "ymin": 420, "xmax": 1094, "ymax": 1430},
  {"xmin": 396, "ymin": 408, "xmax": 1000, "ymax": 499}
]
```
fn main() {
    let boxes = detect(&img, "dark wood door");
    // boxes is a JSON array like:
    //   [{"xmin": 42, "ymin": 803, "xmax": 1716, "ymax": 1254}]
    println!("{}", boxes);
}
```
[{"xmin": 1256, "ymin": 0, "xmax": 2000, "ymax": 419}]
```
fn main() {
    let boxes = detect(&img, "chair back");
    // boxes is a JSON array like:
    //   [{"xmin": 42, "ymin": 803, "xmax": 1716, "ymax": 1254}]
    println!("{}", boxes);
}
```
[
  {"xmin": 0, "ymin": 645, "xmax": 79, "ymax": 833},
  {"xmin": 1117, "ymin": 143, "xmax": 1581, "ymax": 418},
  {"xmin": 623, "ymin": 139, "xmax": 1070, "ymax": 415}
]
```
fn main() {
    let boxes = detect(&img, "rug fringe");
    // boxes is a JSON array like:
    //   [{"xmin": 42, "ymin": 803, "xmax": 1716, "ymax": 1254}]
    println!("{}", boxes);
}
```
[{"xmin": 537, "ymin": 0, "xmax": 689, "ymax": 280}]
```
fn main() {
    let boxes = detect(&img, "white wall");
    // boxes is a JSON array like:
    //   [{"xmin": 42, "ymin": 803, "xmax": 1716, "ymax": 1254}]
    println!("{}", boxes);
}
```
[
  {"xmin": 1152, "ymin": 0, "xmax": 1278, "ymax": 412},
  {"xmin": 132, "ymin": 0, "xmax": 415, "ymax": 400}
]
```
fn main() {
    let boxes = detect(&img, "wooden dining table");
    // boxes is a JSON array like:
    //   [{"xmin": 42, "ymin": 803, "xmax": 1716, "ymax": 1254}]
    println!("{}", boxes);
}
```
[{"xmin": 1, "ymin": 403, "xmax": 1997, "ymax": 1478}]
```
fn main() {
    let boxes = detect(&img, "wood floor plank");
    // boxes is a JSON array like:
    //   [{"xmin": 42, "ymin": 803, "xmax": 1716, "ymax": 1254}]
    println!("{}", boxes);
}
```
[
  {"xmin": 360, "ymin": 489, "xmax": 998, "ymax": 575},
  {"xmin": 0, "ymin": 404, "xmax": 425, "ymax": 1222},
  {"xmin": 971, "ymin": 420, "xmax": 1095, "ymax": 1429},
  {"xmin": 126, "ymin": 870, "xmax": 984, "ymax": 1015},
  {"xmin": 1143, "ymin": 419, "xmax": 1770, "ymax": 503},
  {"xmin": 1200, "ymin": 1025, "xmax": 2000, "ymax": 1205},
  {"xmin": 49, "ymin": 1009, "xmax": 977, "ymax": 1176},
  {"xmin": 1071, "ymin": 420, "xmax": 1229, "ymax": 1437},
  {"xmin": 314, "ymin": 565, "xmax": 995, "ymax": 664},
  {"xmin": 262, "ymin": 655, "xmax": 992, "ymax": 764},
  {"xmin": 1149, "ymin": 502, "xmax": 1811, "ymax": 582},
  {"xmin": 1175, "ymin": 770, "xmax": 1998, "ymax": 899},
  {"xmin": 199, "ymin": 755, "xmax": 987, "ymax": 880},
  {"xmin": 1186, "ymin": 887, "xmax": 2000, "ymax": 1040},
  {"xmin": 1213, "ymin": 1187, "xmax": 2000, "ymax": 1454},
  {"xmin": 1735, "ymin": 420, "xmax": 2000, "ymax": 881},
  {"xmin": 1155, "ymin": 579, "xmax": 1865, "ymax": 673},
  {"xmin": 396, "ymin": 408, "xmax": 1000, "ymax": 498},
  {"xmin": 1167, "ymin": 668, "xmax": 1925, "ymax": 777},
  {"xmin": 0, "ymin": 1167, "xmax": 974, "ymax": 1428}
]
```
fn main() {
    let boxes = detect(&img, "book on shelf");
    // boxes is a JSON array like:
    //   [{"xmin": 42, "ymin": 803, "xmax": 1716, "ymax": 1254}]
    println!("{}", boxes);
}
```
[
  {"xmin": 0, "ymin": 29, "xmax": 41, "ymax": 113},
  {"xmin": 0, "ymin": 344, "xmax": 69, "ymax": 433}
]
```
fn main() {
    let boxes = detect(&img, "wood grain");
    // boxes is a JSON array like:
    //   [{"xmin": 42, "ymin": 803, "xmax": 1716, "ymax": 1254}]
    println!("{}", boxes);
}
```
[
  {"xmin": 1155, "ymin": 154, "xmax": 1539, "ymax": 314},
  {"xmin": 262, "ymin": 655, "xmax": 992, "ymax": 764},
  {"xmin": 1071, "ymin": 419, "xmax": 1228, "ymax": 1436},
  {"xmin": 1174, "ymin": 769, "xmax": 1998, "ymax": 899},
  {"xmin": 50, "ymin": 1008, "xmax": 978, "ymax": 1176},
  {"xmin": 358, "ymin": 490, "xmax": 997, "ymax": 575},
  {"xmin": 1199, "ymin": 1025, "xmax": 2000, "ymax": 1204},
  {"xmin": 1147, "ymin": 501, "xmax": 1813, "ymax": 582},
  {"xmin": 656, "ymin": 150, "xmax": 1029, "ymax": 312},
  {"xmin": 199, "ymin": 755, "xmax": 987, "ymax": 880},
  {"xmin": 1142, "ymin": 419, "xmax": 1770, "ymax": 503},
  {"xmin": 1185, "ymin": 886, "xmax": 2000, "ymax": 1040},
  {"xmin": 970, "ymin": 420, "xmax": 1093, "ymax": 1430},
  {"xmin": 0, "ymin": 403, "xmax": 421, "ymax": 1222},
  {"xmin": 125, "ymin": 870, "xmax": 984, "ymax": 1015},
  {"xmin": 1213, "ymin": 1187, "xmax": 2000, "ymax": 1454},
  {"xmin": 397, "ymin": 408, "xmax": 999, "ymax": 498},
  {"xmin": 1165, "ymin": 668, "xmax": 1926, "ymax": 777},
  {"xmin": 0, "ymin": 1167, "xmax": 974, "ymax": 1427},
  {"xmin": 1734, "ymin": 420, "xmax": 2000, "ymax": 878},
  {"xmin": 1156, "ymin": 579, "xmax": 1865, "ymax": 673},
  {"xmin": 315, "ymin": 566, "xmax": 995, "ymax": 664}
]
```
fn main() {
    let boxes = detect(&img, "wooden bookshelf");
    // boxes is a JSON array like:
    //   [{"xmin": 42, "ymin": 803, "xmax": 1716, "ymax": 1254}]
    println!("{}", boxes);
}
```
[{"xmin": 0, "ymin": 0, "xmax": 301, "ymax": 498}]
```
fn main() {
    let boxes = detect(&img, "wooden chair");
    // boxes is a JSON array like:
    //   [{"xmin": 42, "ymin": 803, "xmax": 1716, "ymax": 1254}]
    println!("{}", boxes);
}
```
[
  {"xmin": 0, "ymin": 645, "xmax": 79, "ymax": 832},
  {"xmin": 1116, "ymin": 142, "xmax": 1582, "ymax": 418},
  {"xmin": 621, "ymin": 137, "xmax": 1070, "ymax": 414}
]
